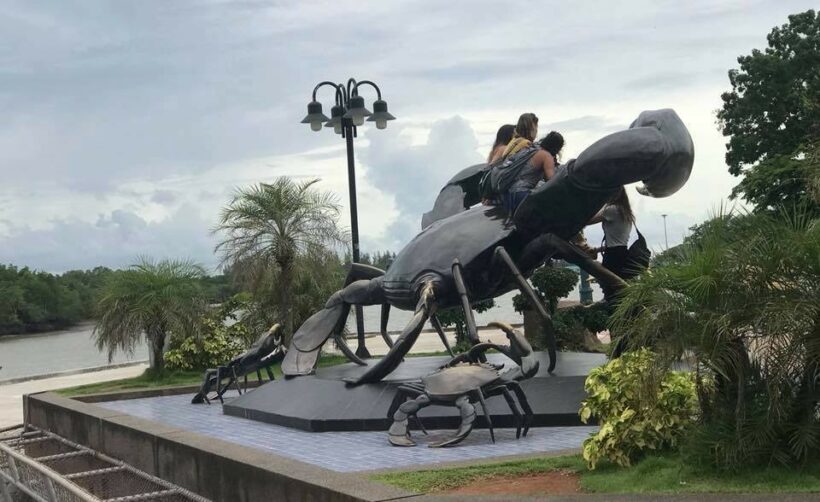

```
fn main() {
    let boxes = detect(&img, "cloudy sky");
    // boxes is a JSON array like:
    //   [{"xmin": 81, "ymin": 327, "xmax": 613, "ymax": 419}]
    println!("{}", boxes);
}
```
[{"xmin": 0, "ymin": 0, "xmax": 814, "ymax": 273}]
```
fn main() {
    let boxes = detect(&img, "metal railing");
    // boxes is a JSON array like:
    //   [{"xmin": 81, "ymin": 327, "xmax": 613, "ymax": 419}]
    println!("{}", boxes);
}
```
[{"xmin": 0, "ymin": 425, "xmax": 209, "ymax": 502}]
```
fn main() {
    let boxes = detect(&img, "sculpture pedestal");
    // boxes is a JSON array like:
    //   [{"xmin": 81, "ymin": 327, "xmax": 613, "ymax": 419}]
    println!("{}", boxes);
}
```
[{"xmin": 223, "ymin": 351, "xmax": 605, "ymax": 432}]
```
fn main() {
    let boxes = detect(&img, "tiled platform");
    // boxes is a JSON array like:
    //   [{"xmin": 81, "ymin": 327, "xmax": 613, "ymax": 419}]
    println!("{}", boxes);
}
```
[
  {"xmin": 99, "ymin": 393, "xmax": 596, "ymax": 473},
  {"xmin": 226, "ymin": 351, "xmax": 607, "ymax": 432}
]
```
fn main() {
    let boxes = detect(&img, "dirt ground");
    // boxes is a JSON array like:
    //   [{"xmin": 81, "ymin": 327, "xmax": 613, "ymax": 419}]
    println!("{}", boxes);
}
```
[{"xmin": 445, "ymin": 470, "xmax": 582, "ymax": 496}]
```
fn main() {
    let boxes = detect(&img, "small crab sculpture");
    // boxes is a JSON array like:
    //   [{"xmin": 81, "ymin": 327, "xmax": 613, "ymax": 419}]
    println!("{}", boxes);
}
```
[
  {"xmin": 191, "ymin": 324, "xmax": 286, "ymax": 405},
  {"xmin": 386, "ymin": 321, "xmax": 539, "ymax": 447}
]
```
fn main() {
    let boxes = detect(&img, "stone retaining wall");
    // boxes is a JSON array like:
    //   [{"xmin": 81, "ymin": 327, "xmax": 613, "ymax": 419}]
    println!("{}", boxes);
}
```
[{"xmin": 24, "ymin": 392, "xmax": 416, "ymax": 502}]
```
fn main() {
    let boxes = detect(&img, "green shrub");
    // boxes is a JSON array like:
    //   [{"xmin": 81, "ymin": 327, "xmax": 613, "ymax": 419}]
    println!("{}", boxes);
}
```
[
  {"xmin": 580, "ymin": 349, "xmax": 698, "ymax": 469},
  {"xmin": 512, "ymin": 264, "xmax": 578, "ymax": 315},
  {"xmin": 164, "ymin": 298, "xmax": 250, "ymax": 371},
  {"xmin": 550, "ymin": 303, "xmax": 611, "ymax": 352},
  {"xmin": 610, "ymin": 208, "xmax": 820, "ymax": 468},
  {"xmin": 436, "ymin": 299, "xmax": 495, "ymax": 349}
]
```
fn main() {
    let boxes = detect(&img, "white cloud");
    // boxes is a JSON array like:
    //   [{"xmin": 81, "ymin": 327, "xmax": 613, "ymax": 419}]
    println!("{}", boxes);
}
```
[{"xmin": 0, "ymin": 0, "xmax": 812, "ymax": 269}]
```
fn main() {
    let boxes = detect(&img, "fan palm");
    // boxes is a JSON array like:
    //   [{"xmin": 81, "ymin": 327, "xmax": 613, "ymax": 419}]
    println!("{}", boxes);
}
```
[
  {"xmin": 611, "ymin": 207, "xmax": 820, "ymax": 467},
  {"xmin": 94, "ymin": 258, "xmax": 207, "ymax": 374},
  {"xmin": 214, "ymin": 178, "xmax": 347, "ymax": 342}
]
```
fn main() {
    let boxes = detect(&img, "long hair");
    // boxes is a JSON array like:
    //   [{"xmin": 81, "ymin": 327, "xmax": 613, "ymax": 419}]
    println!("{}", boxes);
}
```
[
  {"xmin": 488, "ymin": 124, "xmax": 515, "ymax": 162},
  {"xmin": 539, "ymin": 131, "xmax": 564, "ymax": 161},
  {"xmin": 514, "ymin": 113, "xmax": 538, "ymax": 141},
  {"xmin": 611, "ymin": 187, "xmax": 635, "ymax": 224}
]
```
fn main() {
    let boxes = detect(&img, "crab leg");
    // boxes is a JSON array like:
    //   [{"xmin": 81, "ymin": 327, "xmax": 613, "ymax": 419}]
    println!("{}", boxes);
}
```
[
  {"xmin": 388, "ymin": 394, "xmax": 432, "ymax": 447},
  {"xmin": 345, "ymin": 280, "xmax": 439, "ymax": 386},
  {"xmin": 507, "ymin": 381, "xmax": 534, "ymax": 437},
  {"xmin": 486, "ymin": 384, "xmax": 523, "ymax": 439},
  {"xmin": 474, "ymin": 389, "xmax": 495, "ymax": 444},
  {"xmin": 430, "ymin": 315, "xmax": 455, "ymax": 356},
  {"xmin": 518, "ymin": 234, "xmax": 627, "ymax": 301},
  {"xmin": 282, "ymin": 264, "xmax": 386, "ymax": 376},
  {"xmin": 493, "ymin": 246, "xmax": 557, "ymax": 373},
  {"xmin": 430, "ymin": 395, "xmax": 476, "ymax": 448},
  {"xmin": 452, "ymin": 259, "xmax": 481, "ymax": 345},
  {"xmin": 500, "ymin": 387, "xmax": 523, "ymax": 439},
  {"xmin": 380, "ymin": 304, "xmax": 394, "ymax": 348}
]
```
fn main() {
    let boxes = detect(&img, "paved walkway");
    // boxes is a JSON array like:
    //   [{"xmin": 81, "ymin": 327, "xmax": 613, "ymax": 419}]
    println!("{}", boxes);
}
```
[
  {"xmin": 0, "ymin": 363, "xmax": 148, "ymax": 427},
  {"xmin": 99, "ymin": 392, "xmax": 596, "ymax": 473}
]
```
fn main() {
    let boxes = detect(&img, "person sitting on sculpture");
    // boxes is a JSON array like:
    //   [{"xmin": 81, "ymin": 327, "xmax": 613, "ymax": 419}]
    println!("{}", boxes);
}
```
[
  {"xmin": 487, "ymin": 124, "xmax": 515, "ymax": 163},
  {"xmin": 539, "ymin": 130, "xmax": 564, "ymax": 171},
  {"xmin": 501, "ymin": 117, "xmax": 559, "ymax": 213},
  {"xmin": 482, "ymin": 113, "xmax": 556, "ymax": 211}
]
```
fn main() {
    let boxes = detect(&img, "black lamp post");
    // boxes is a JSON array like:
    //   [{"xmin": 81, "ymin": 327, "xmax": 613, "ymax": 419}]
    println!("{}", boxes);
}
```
[{"xmin": 301, "ymin": 78, "xmax": 395, "ymax": 358}]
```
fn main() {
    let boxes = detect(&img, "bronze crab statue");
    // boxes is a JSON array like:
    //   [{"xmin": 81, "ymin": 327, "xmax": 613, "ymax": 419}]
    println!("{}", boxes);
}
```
[
  {"xmin": 192, "ymin": 324, "xmax": 286, "ymax": 404},
  {"xmin": 282, "ymin": 109, "xmax": 694, "ymax": 385},
  {"xmin": 387, "ymin": 322, "xmax": 538, "ymax": 447}
]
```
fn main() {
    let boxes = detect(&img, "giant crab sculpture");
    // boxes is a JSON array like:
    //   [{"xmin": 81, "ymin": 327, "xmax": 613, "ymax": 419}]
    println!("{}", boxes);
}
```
[
  {"xmin": 192, "ymin": 325, "xmax": 286, "ymax": 404},
  {"xmin": 387, "ymin": 321, "xmax": 539, "ymax": 447},
  {"xmin": 282, "ymin": 109, "xmax": 694, "ymax": 385}
]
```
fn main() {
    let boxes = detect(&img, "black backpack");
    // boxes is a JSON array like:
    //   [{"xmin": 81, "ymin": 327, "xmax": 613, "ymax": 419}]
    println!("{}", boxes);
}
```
[
  {"xmin": 622, "ymin": 227, "xmax": 651, "ymax": 279},
  {"xmin": 479, "ymin": 146, "xmax": 539, "ymax": 201}
]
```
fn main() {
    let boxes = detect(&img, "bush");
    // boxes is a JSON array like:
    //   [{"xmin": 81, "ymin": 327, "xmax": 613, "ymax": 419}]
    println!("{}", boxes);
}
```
[
  {"xmin": 512, "ymin": 264, "xmax": 578, "ymax": 315},
  {"xmin": 164, "ymin": 298, "xmax": 250, "ymax": 371},
  {"xmin": 580, "ymin": 349, "xmax": 698, "ymax": 469},
  {"xmin": 550, "ymin": 303, "xmax": 611, "ymax": 352},
  {"xmin": 610, "ymin": 208, "xmax": 820, "ymax": 468},
  {"xmin": 436, "ymin": 299, "xmax": 495, "ymax": 350}
]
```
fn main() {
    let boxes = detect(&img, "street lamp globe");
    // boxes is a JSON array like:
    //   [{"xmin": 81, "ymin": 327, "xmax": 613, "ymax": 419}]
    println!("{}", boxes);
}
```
[
  {"xmin": 300, "ymin": 101, "xmax": 329, "ymax": 131},
  {"xmin": 367, "ymin": 99, "xmax": 396, "ymax": 130},
  {"xmin": 324, "ymin": 104, "xmax": 345, "ymax": 135},
  {"xmin": 343, "ymin": 95, "xmax": 372, "ymax": 126}
]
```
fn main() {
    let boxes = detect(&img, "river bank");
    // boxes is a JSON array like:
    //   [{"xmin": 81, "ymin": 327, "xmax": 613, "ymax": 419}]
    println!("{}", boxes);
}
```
[{"xmin": 0, "ymin": 321, "xmax": 149, "ymax": 381}]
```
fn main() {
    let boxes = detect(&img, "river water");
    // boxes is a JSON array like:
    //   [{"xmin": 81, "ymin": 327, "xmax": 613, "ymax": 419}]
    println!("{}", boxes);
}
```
[
  {"xmin": 0, "ymin": 322, "xmax": 149, "ymax": 382},
  {"xmin": 0, "ymin": 284, "xmax": 599, "ymax": 381}
]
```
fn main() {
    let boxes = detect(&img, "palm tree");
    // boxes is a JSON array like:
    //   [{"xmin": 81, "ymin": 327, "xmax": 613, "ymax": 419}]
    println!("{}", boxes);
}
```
[
  {"xmin": 94, "ymin": 258, "xmax": 207, "ymax": 374},
  {"xmin": 214, "ymin": 178, "xmax": 347, "ymax": 342},
  {"xmin": 611, "ymin": 208, "xmax": 820, "ymax": 467}
]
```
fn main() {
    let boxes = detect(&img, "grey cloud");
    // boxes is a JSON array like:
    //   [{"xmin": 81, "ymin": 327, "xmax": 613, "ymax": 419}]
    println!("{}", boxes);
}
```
[
  {"xmin": 0, "ymin": 205, "xmax": 217, "ymax": 273},
  {"xmin": 150, "ymin": 190, "xmax": 178, "ymax": 205},
  {"xmin": 359, "ymin": 116, "xmax": 483, "ymax": 247},
  {"xmin": 623, "ymin": 71, "xmax": 700, "ymax": 92},
  {"xmin": 543, "ymin": 115, "xmax": 625, "ymax": 133},
  {"xmin": 1, "ymin": 0, "xmax": 817, "ymax": 269}
]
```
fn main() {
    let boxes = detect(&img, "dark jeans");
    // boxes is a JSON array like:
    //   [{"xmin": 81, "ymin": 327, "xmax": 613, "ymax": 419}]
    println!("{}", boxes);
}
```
[
  {"xmin": 504, "ymin": 191, "xmax": 530, "ymax": 214},
  {"xmin": 601, "ymin": 246, "xmax": 629, "ymax": 298}
]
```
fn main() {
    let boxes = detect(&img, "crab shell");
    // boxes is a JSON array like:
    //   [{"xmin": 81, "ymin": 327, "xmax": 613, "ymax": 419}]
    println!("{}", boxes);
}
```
[{"xmin": 420, "ymin": 363, "xmax": 502, "ymax": 400}]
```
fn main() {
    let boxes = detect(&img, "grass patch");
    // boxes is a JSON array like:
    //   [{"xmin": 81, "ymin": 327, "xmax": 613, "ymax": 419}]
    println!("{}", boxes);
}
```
[
  {"xmin": 372, "ymin": 455, "xmax": 584, "ymax": 492},
  {"xmin": 372, "ymin": 452, "xmax": 820, "ymax": 494}
]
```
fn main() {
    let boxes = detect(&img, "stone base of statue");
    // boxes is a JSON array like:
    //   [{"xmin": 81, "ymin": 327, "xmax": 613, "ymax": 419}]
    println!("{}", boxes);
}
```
[{"xmin": 223, "ymin": 351, "xmax": 605, "ymax": 432}]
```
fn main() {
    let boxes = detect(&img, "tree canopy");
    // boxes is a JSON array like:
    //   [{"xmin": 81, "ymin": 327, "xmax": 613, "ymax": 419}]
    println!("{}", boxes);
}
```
[
  {"xmin": 214, "ymin": 177, "xmax": 347, "ymax": 341},
  {"xmin": 717, "ymin": 9, "xmax": 820, "ymax": 212},
  {"xmin": 94, "ymin": 258, "xmax": 208, "ymax": 373}
]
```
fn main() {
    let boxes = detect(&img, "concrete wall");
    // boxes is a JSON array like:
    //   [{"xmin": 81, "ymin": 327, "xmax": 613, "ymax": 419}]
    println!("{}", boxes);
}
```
[{"xmin": 25, "ymin": 392, "xmax": 416, "ymax": 502}]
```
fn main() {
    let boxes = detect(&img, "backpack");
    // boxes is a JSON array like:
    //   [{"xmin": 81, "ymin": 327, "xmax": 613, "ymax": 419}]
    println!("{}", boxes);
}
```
[
  {"xmin": 479, "ymin": 146, "xmax": 539, "ymax": 201},
  {"xmin": 622, "ymin": 227, "xmax": 651, "ymax": 279}
]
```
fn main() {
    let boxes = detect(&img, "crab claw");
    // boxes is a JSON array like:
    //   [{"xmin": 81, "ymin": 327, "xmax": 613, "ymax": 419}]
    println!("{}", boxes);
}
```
[
  {"xmin": 429, "ymin": 422, "xmax": 474, "ymax": 448},
  {"xmin": 429, "ymin": 395, "xmax": 476, "ymax": 448}
]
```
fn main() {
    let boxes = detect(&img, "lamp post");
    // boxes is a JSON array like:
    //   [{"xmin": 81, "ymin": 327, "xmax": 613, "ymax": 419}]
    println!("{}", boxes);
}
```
[
  {"xmin": 301, "ymin": 78, "xmax": 396, "ymax": 359},
  {"xmin": 661, "ymin": 214, "xmax": 669, "ymax": 250}
]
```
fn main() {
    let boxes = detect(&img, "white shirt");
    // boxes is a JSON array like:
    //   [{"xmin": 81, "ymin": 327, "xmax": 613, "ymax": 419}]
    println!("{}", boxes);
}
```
[{"xmin": 602, "ymin": 205, "xmax": 632, "ymax": 248}]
